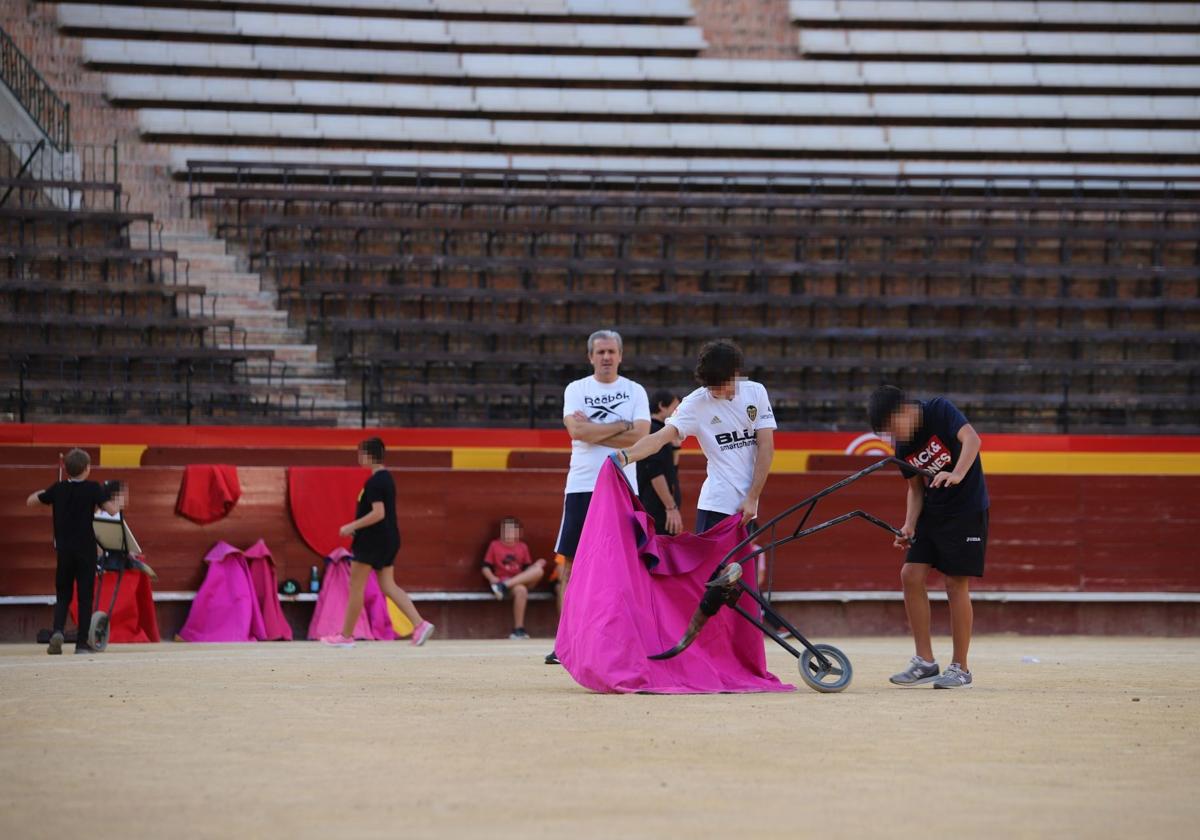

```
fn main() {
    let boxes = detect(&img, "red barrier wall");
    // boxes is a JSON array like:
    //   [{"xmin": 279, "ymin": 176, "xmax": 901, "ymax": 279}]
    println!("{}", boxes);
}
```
[{"xmin": 4, "ymin": 466, "xmax": 1197, "ymax": 596}]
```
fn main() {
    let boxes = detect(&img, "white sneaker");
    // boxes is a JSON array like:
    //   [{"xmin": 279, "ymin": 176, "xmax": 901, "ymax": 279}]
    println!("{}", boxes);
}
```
[
  {"xmin": 933, "ymin": 663, "xmax": 973, "ymax": 689},
  {"xmin": 889, "ymin": 655, "xmax": 940, "ymax": 686}
]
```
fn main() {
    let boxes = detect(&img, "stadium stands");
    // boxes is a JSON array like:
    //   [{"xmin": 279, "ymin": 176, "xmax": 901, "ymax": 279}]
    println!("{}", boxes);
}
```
[
  {"xmin": 0, "ymin": 144, "xmax": 306, "ymax": 423},
  {"xmin": 1, "ymin": 2, "xmax": 1196, "ymax": 430},
  {"xmin": 49, "ymin": 0, "xmax": 1199, "ymax": 171}
]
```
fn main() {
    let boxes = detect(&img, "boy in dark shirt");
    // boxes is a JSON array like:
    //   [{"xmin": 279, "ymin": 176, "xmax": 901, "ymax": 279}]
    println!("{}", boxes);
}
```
[
  {"xmin": 869, "ymin": 386, "xmax": 989, "ymax": 690},
  {"xmin": 481, "ymin": 517, "xmax": 547, "ymax": 639},
  {"xmin": 322, "ymin": 437, "xmax": 435, "ymax": 647},
  {"xmin": 26, "ymin": 448, "xmax": 120, "ymax": 654},
  {"xmin": 636, "ymin": 390, "xmax": 683, "ymax": 535}
]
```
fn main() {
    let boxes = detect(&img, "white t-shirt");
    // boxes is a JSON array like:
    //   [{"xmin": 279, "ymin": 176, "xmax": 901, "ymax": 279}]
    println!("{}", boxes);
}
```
[
  {"xmin": 666, "ymin": 380, "xmax": 777, "ymax": 515},
  {"xmin": 563, "ymin": 374, "xmax": 650, "ymax": 494}
]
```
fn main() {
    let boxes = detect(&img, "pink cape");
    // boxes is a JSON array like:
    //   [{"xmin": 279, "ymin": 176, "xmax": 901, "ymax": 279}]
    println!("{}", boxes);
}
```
[
  {"xmin": 307, "ymin": 548, "xmax": 399, "ymax": 641},
  {"xmin": 244, "ymin": 539, "xmax": 294, "ymax": 641},
  {"xmin": 556, "ymin": 459, "xmax": 794, "ymax": 694},
  {"xmin": 178, "ymin": 541, "xmax": 268, "ymax": 642}
]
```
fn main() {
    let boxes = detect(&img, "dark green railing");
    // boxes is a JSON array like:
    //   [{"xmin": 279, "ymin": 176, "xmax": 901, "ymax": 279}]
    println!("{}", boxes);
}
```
[{"xmin": 0, "ymin": 25, "xmax": 69, "ymax": 151}]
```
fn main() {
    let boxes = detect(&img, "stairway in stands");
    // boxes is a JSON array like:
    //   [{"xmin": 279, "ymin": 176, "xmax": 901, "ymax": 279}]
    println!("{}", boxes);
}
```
[{"xmin": 1, "ymin": 4, "xmax": 356, "ymax": 425}]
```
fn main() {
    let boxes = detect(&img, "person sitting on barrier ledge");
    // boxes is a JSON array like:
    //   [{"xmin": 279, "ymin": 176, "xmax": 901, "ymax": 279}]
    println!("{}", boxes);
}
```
[
  {"xmin": 481, "ymin": 516, "xmax": 547, "ymax": 640},
  {"xmin": 26, "ymin": 448, "xmax": 122, "ymax": 656}
]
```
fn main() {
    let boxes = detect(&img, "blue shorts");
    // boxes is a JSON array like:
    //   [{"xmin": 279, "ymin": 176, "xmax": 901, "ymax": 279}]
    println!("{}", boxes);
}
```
[{"xmin": 554, "ymin": 492, "xmax": 593, "ymax": 559}]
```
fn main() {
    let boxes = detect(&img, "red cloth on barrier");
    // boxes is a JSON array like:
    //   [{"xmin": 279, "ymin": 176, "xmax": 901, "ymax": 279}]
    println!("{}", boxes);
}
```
[
  {"xmin": 244, "ymin": 539, "xmax": 293, "ymax": 641},
  {"xmin": 70, "ymin": 569, "xmax": 161, "ymax": 643},
  {"xmin": 287, "ymin": 467, "xmax": 370, "ymax": 557},
  {"xmin": 175, "ymin": 465, "xmax": 242, "ymax": 524}
]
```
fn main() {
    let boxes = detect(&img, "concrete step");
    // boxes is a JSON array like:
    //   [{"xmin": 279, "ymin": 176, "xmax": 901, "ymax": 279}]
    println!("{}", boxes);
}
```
[
  {"xmin": 245, "ymin": 344, "xmax": 320, "ymax": 364},
  {"xmin": 195, "ymin": 274, "xmax": 263, "ymax": 294}
]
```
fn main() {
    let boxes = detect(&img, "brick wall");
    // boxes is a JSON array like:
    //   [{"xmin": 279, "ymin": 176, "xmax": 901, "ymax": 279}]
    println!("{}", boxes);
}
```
[{"xmin": 690, "ymin": 0, "xmax": 796, "ymax": 59}]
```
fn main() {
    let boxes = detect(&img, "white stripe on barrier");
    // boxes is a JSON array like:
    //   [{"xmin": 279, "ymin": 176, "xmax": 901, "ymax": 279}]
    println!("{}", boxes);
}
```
[{"xmin": 1, "ymin": 591, "xmax": 1196, "ymax": 606}]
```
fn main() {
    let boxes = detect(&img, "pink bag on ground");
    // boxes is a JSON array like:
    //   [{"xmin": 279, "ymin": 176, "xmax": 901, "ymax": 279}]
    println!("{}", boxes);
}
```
[
  {"xmin": 307, "ymin": 548, "xmax": 398, "ymax": 641},
  {"xmin": 244, "ymin": 539, "xmax": 294, "ymax": 641},
  {"xmin": 178, "ymin": 541, "xmax": 268, "ymax": 642}
]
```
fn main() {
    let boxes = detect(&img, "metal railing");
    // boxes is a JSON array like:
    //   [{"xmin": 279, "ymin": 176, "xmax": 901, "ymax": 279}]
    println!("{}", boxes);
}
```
[{"xmin": 0, "ymin": 26, "xmax": 70, "ymax": 151}]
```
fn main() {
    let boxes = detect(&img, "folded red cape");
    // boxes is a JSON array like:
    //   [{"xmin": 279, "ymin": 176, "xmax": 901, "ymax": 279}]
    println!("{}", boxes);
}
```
[
  {"xmin": 70, "ymin": 569, "xmax": 161, "ymax": 643},
  {"xmin": 287, "ymin": 467, "xmax": 369, "ymax": 557},
  {"xmin": 175, "ymin": 465, "xmax": 242, "ymax": 525}
]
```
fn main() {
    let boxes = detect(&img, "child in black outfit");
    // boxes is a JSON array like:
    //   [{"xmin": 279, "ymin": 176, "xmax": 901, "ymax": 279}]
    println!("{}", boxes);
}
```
[
  {"xmin": 26, "ymin": 449, "xmax": 121, "ymax": 655},
  {"xmin": 321, "ymin": 438, "xmax": 435, "ymax": 648}
]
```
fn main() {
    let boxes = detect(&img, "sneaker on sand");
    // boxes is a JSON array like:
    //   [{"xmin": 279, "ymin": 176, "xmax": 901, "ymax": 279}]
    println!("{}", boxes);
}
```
[
  {"xmin": 889, "ymin": 655, "xmax": 940, "ymax": 686},
  {"xmin": 47, "ymin": 631, "xmax": 64, "ymax": 655},
  {"xmin": 320, "ymin": 634, "xmax": 356, "ymax": 648},
  {"xmin": 544, "ymin": 650, "xmax": 560, "ymax": 665},
  {"xmin": 411, "ymin": 621, "xmax": 435, "ymax": 646},
  {"xmin": 491, "ymin": 582, "xmax": 507, "ymax": 600},
  {"xmin": 73, "ymin": 646, "xmax": 93, "ymax": 655},
  {"xmin": 933, "ymin": 663, "xmax": 973, "ymax": 689},
  {"xmin": 508, "ymin": 628, "xmax": 530, "ymax": 640}
]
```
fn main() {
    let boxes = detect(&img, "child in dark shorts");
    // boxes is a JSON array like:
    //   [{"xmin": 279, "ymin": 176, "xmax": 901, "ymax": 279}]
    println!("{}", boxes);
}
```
[
  {"xmin": 869, "ymin": 386, "xmax": 990, "ymax": 690},
  {"xmin": 26, "ymin": 448, "xmax": 121, "ymax": 654},
  {"xmin": 321, "ymin": 438, "xmax": 434, "ymax": 647}
]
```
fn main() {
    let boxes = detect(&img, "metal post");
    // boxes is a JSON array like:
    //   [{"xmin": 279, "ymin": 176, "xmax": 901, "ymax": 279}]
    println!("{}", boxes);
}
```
[
  {"xmin": 528, "ymin": 374, "xmax": 537, "ymax": 429},
  {"xmin": 360, "ymin": 365, "xmax": 369, "ymax": 429},
  {"xmin": 185, "ymin": 364, "xmax": 193, "ymax": 425},
  {"xmin": 18, "ymin": 361, "xmax": 27, "ymax": 422}
]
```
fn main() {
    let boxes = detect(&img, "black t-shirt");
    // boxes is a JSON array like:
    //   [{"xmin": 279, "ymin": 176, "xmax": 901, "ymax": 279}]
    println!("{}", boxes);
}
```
[
  {"xmin": 895, "ymin": 397, "xmax": 989, "ymax": 517},
  {"xmin": 38, "ymin": 479, "xmax": 111, "ymax": 554},
  {"xmin": 637, "ymin": 418, "xmax": 682, "ymax": 518},
  {"xmin": 352, "ymin": 469, "xmax": 400, "ymax": 558}
]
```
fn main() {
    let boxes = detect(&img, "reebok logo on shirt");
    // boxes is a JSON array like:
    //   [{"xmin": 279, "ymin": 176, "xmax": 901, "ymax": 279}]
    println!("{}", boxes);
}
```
[{"xmin": 905, "ymin": 435, "xmax": 954, "ymax": 476}]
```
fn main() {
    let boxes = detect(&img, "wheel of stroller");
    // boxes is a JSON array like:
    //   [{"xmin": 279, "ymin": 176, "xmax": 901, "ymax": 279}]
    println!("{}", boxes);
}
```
[
  {"xmin": 798, "ymin": 644, "xmax": 852, "ymax": 693},
  {"xmin": 89, "ymin": 611, "xmax": 110, "ymax": 652}
]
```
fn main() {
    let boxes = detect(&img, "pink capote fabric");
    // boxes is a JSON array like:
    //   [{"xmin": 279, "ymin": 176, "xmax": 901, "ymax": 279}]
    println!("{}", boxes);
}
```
[
  {"xmin": 556, "ymin": 459, "xmax": 794, "ymax": 694},
  {"xmin": 178, "ymin": 541, "xmax": 268, "ymax": 642},
  {"xmin": 243, "ymin": 539, "xmax": 294, "ymax": 641},
  {"xmin": 307, "ymin": 548, "xmax": 399, "ymax": 641}
]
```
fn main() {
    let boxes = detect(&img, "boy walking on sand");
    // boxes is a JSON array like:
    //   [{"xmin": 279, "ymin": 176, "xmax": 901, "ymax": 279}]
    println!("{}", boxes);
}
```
[
  {"xmin": 27, "ymin": 449, "xmax": 121, "ymax": 654},
  {"xmin": 868, "ymin": 386, "xmax": 989, "ymax": 689}
]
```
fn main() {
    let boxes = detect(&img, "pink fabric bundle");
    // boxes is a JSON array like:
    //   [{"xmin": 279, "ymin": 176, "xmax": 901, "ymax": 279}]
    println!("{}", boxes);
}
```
[
  {"xmin": 555, "ymin": 459, "xmax": 794, "ymax": 694},
  {"xmin": 307, "ymin": 548, "xmax": 398, "ymax": 641},
  {"xmin": 243, "ymin": 539, "xmax": 294, "ymax": 641},
  {"xmin": 178, "ymin": 541, "xmax": 268, "ymax": 642}
]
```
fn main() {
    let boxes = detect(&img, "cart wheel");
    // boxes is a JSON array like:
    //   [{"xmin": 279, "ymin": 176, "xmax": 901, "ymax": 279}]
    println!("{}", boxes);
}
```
[
  {"xmin": 798, "ymin": 644, "xmax": 852, "ymax": 693},
  {"xmin": 89, "ymin": 611, "xmax": 110, "ymax": 652}
]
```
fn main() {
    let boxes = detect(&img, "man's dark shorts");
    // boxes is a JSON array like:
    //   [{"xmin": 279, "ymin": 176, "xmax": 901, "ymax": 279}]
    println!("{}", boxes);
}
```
[
  {"xmin": 555, "ymin": 492, "xmax": 593, "ymax": 559},
  {"xmin": 907, "ymin": 508, "xmax": 988, "ymax": 577}
]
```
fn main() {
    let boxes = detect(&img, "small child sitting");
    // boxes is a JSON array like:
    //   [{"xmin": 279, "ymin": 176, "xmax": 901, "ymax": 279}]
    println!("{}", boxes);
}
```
[
  {"xmin": 26, "ymin": 449, "xmax": 122, "ymax": 654},
  {"xmin": 481, "ymin": 517, "xmax": 546, "ymax": 640}
]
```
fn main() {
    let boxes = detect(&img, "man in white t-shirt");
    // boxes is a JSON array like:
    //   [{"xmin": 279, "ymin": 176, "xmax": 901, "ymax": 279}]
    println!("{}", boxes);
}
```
[
  {"xmin": 546, "ymin": 329, "xmax": 649, "ymax": 665},
  {"xmin": 617, "ymin": 339, "xmax": 776, "ymax": 534}
]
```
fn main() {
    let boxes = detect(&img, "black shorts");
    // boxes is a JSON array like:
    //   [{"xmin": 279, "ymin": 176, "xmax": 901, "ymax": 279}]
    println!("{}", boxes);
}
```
[
  {"xmin": 351, "ymin": 539, "xmax": 400, "ymax": 570},
  {"xmin": 907, "ymin": 508, "xmax": 988, "ymax": 578},
  {"xmin": 696, "ymin": 509, "xmax": 755, "ymax": 535},
  {"xmin": 554, "ymin": 492, "xmax": 593, "ymax": 559}
]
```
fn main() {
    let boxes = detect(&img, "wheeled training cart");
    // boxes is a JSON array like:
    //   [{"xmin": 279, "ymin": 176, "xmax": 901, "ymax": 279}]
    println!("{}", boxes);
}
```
[
  {"xmin": 650, "ymin": 457, "xmax": 910, "ymax": 693},
  {"xmin": 89, "ymin": 514, "xmax": 151, "ymax": 651}
]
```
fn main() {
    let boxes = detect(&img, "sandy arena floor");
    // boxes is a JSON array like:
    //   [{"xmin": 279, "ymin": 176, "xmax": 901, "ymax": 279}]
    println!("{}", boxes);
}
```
[{"xmin": 1, "ymin": 636, "xmax": 1197, "ymax": 839}]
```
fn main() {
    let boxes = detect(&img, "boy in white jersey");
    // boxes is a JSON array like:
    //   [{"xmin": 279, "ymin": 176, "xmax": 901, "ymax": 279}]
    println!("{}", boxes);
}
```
[
  {"xmin": 546, "ymin": 329, "xmax": 649, "ymax": 665},
  {"xmin": 617, "ymin": 340, "xmax": 776, "ymax": 533}
]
